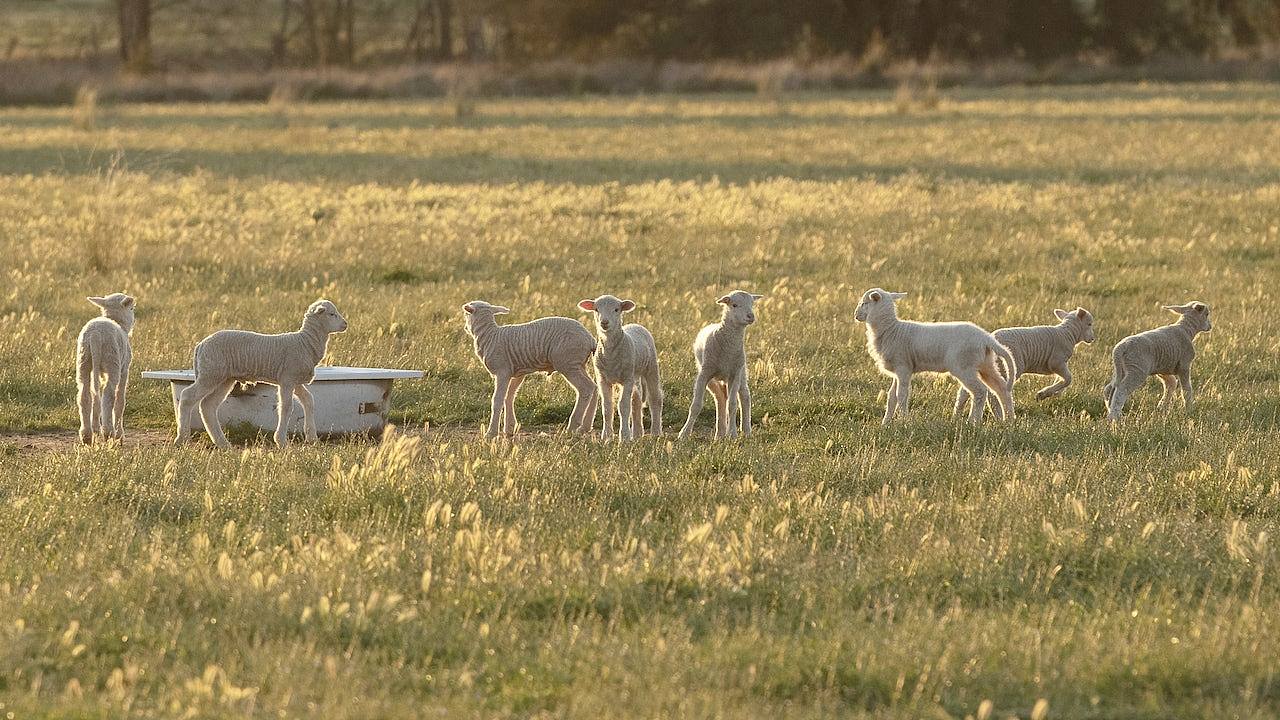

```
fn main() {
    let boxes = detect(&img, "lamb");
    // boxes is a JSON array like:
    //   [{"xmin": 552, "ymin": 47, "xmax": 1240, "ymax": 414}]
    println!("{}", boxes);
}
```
[
  {"xmin": 854, "ymin": 288, "xmax": 1016, "ymax": 424},
  {"xmin": 954, "ymin": 307, "xmax": 1095, "ymax": 417},
  {"xmin": 578, "ymin": 295, "xmax": 663, "ymax": 440},
  {"xmin": 463, "ymin": 300, "xmax": 598, "ymax": 439},
  {"xmin": 76, "ymin": 293, "xmax": 135, "ymax": 444},
  {"xmin": 1103, "ymin": 301, "xmax": 1211, "ymax": 421},
  {"xmin": 174, "ymin": 299, "xmax": 348, "ymax": 449},
  {"xmin": 677, "ymin": 290, "xmax": 763, "ymax": 440}
]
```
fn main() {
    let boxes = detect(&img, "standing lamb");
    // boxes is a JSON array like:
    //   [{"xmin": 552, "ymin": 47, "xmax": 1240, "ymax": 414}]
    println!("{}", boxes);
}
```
[
  {"xmin": 76, "ymin": 293, "xmax": 135, "ymax": 444},
  {"xmin": 677, "ymin": 290, "xmax": 763, "ymax": 440},
  {"xmin": 463, "ymin": 300, "xmax": 598, "ymax": 439},
  {"xmin": 954, "ymin": 306, "xmax": 1095, "ymax": 417},
  {"xmin": 578, "ymin": 294, "xmax": 663, "ymax": 441},
  {"xmin": 855, "ymin": 288, "xmax": 1016, "ymax": 424},
  {"xmin": 175, "ymin": 299, "xmax": 348, "ymax": 449},
  {"xmin": 1104, "ymin": 301, "xmax": 1211, "ymax": 421}
]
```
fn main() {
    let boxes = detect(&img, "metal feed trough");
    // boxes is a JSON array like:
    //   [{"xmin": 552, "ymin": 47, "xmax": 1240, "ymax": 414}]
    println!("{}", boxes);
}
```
[{"xmin": 141, "ymin": 366, "xmax": 424, "ymax": 437}]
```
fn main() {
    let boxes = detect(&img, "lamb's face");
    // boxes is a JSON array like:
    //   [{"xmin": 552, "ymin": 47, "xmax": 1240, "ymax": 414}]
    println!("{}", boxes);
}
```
[
  {"xmin": 462, "ymin": 300, "xmax": 509, "ymax": 337},
  {"xmin": 308, "ymin": 300, "xmax": 348, "ymax": 334},
  {"xmin": 578, "ymin": 295, "xmax": 634, "ymax": 334},
  {"xmin": 1056, "ymin": 307, "xmax": 1095, "ymax": 343},
  {"xmin": 718, "ymin": 290, "xmax": 762, "ymax": 328},
  {"xmin": 854, "ymin": 288, "xmax": 904, "ymax": 323},
  {"xmin": 1165, "ymin": 301, "xmax": 1211, "ymax": 333}
]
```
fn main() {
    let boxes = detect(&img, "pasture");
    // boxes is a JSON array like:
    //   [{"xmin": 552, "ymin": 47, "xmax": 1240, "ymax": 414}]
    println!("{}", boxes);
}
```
[{"xmin": 1, "ymin": 84, "xmax": 1279, "ymax": 718}]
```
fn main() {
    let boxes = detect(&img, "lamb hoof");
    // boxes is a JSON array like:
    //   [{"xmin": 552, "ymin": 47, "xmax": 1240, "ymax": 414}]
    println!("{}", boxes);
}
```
[{"xmin": 79, "ymin": 429, "xmax": 93, "ymax": 445}]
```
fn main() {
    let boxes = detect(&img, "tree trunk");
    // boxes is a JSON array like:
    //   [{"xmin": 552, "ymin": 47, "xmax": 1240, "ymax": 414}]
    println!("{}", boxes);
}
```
[{"xmin": 116, "ymin": 0, "xmax": 152, "ymax": 73}]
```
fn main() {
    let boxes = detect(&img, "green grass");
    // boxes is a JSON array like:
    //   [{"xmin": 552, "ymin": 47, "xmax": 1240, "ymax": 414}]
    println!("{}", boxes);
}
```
[{"xmin": 2, "ymin": 85, "xmax": 1280, "ymax": 718}]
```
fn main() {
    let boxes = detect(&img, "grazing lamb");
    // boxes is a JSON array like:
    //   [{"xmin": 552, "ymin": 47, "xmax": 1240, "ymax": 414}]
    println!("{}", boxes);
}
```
[
  {"xmin": 579, "ymin": 294, "xmax": 663, "ymax": 441},
  {"xmin": 76, "ymin": 293, "xmax": 135, "ymax": 444},
  {"xmin": 677, "ymin": 290, "xmax": 763, "ymax": 440},
  {"xmin": 464, "ymin": 300, "xmax": 598, "ymax": 439},
  {"xmin": 175, "ymin": 299, "xmax": 348, "ymax": 449},
  {"xmin": 854, "ymin": 288, "xmax": 1016, "ymax": 424},
  {"xmin": 1104, "ymin": 301, "xmax": 1211, "ymax": 421},
  {"xmin": 954, "ymin": 307, "xmax": 1095, "ymax": 417}
]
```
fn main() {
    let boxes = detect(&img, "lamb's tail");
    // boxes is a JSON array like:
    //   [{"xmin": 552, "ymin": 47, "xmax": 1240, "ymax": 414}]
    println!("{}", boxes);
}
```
[
  {"xmin": 77, "ymin": 341, "xmax": 96, "ymax": 392},
  {"xmin": 988, "ymin": 339, "xmax": 1018, "ymax": 392}
]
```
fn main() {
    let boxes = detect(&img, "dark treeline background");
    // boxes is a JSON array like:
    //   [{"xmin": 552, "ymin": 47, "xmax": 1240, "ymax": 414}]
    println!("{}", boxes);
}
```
[{"xmin": 93, "ymin": 0, "xmax": 1280, "ymax": 73}]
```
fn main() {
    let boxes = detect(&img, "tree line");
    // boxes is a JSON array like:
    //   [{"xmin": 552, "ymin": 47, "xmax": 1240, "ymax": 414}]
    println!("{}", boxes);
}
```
[{"xmin": 112, "ymin": 0, "xmax": 1280, "ymax": 72}]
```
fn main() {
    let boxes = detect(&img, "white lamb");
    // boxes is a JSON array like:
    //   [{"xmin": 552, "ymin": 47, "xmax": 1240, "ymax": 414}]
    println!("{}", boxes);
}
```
[
  {"xmin": 464, "ymin": 300, "xmax": 598, "ymax": 439},
  {"xmin": 1104, "ymin": 301, "xmax": 1211, "ymax": 421},
  {"xmin": 175, "ymin": 299, "xmax": 348, "ymax": 449},
  {"xmin": 677, "ymin": 290, "xmax": 763, "ymax": 440},
  {"xmin": 954, "ymin": 307, "xmax": 1095, "ymax": 417},
  {"xmin": 578, "ymin": 294, "xmax": 663, "ymax": 440},
  {"xmin": 76, "ymin": 293, "xmax": 135, "ymax": 444},
  {"xmin": 854, "ymin": 288, "xmax": 1016, "ymax": 424}
]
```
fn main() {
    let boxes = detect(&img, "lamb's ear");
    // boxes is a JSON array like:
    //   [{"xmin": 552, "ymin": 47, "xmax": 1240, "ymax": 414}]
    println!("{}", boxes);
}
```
[
  {"xmin": 121, "ymin": 296, "xmax": 135, "ymax": 308},
  {"xmin": 1053, "ymin": 308, "xmax": 1070, "ymax": 320},
  {"xmin": 1162, "ymin": 304, "xmax": 1188, "ymax": 315},
  {"xmin": 87, "ymin": 296, "xmax": 107, "ymax": 308},
  {"xmin": 869, "ymin": 291, "xmax": 881, "ymax": 302},
  {"xmin": 308, "ymin": 304, "xmax": 326, "ymax": 315},
  {"xmin": 620, "ymin": 300, "xmax": 636, "ymax": 312},
  {"xmin": 717, "ymin": 295, "xmax": 733, "ymax": 305},
  {"xmin": 750, "ymin": 293, "xmax": 764, "ymax": 301},
  {"xmin": 1076, "ymin": 307, "xmax": 1087, "ymax": 320},
  {"xmin": 463, "ymin": 303, "xmax": 476, "ymax": 314},
  {"xmin": 492, "ymin": 305, "xmax": 511, "ymax": 315},
  {"xmin": 888, "ymin": 291, "xmax": 907, "ymax": 300},
  {"xmin": 578, "ymin": 300, "xmax": 596, "ymax": 312},
  {"xmin": 1192, "ymin": 302, "xmax": 1206, "ymax": 312}
]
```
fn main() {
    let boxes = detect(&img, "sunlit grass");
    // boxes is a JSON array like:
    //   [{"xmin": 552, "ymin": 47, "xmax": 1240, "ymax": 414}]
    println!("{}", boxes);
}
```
[{"xmin": 1, "ymin": 86, "xmax": 1279, "ymax": 718}]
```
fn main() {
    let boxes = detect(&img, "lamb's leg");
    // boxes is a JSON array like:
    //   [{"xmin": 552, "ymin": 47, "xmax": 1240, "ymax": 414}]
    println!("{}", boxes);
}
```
[
  {"xmin": 618, "ymin": 379, "xmax": 636, "ymax": 441},
  {"xmin": 88, "ymin": 369, "xmax": 103, "ymax": 439},
  {"xmin": 883, "ymin": 377, "xmax": 899, "ymax": 424},
  {"xmin": 99, "ymin": 374, "xmax": 121, "ymax": 442},
  {"xmin": 502, "ymin": 375, "xmax": 524, "ymax": 436},
  {"xmin": 1178, "ymin": 370, "xmax": 1194, "ymax": 412},
  {"xmin": 953, "ymin": 369, "xmax": 990, "ymax": 424},
  {"xmin": 113, "ymin": 368, "xmax": 129, "ymax": 440},
  {"xmin": 978, "ymin": 363, "xmax": 1014, "ymax": 421},
  {"xmin": 175, "ymin": 382, "xmax": 202, "ymax": 446},
  {"xmin": 646, "ymin": 375, "xmax": 663, "ymax": 437},
  {"xmin": 1157, "ymin": 374, "xmax": 1178, "ymax": 409},
  {"xmin": 293, "ymin": 384, "xmax": 318, "ymax": 442},
  {"xmin": 563, "ymin": 366, "xmax": 596, "ymax": 434},
  {"xmin": 630, "ymin": 384, "xmax": 645, "ymax": 436},
  {"xmin": 274, "ymin": 383, "xmax": 296, "ymax": 449},
  {"xmin": 678, "ymin": 372, "xmax": 711, "ymax": 440},
  {"xmin": 1037, "ymin": 365, "xmax": 1072, "ymax": 401},
  {"xmin": 893, "ymin": 370, "xmax": 913, "ymax": 419},
  {"xmin": 1106, "ymin": 372, "xmax": 1144, "ymax": 422},
  {"xmin": 953, "ymin": 386, "xmax": 971, "ymax": 418},
  {"xmin": 725, "ymin": 374, "xmax": 743, "ymax": 439},
  {"xmin": 738, "ymin": 378, "xmax": 753, "ymax": 438},
  {"xmin": 708, "ymin": 380, "xmax": 729, "ymax": 438},
  {"xmin": 77, "ymin": 357, "xmax": 94, "ymax": 445},
  {"xmin": 487, "ymin": 373, "xmax": 509, "ymax": 439},
  {"xmin": 197, "ymin": 381, "xmax": 235, "ymax": 449},
  {"xmin": 599, "ymin": 381, "xmax": 616, "ymax": 440}
]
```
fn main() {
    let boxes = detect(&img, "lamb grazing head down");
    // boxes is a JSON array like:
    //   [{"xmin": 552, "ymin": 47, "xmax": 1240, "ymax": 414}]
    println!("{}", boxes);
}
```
[
  {"xmin": 578, "ymin": 295, "xmax": 635, "ymax": 333},
  {"xmin": 854, "ymin": 288, "xmax": 907, "ymax": 323},
  {"xmin": 1165, "ymin": 301, "xmax": 1212, "ymax": 333},
  {"xmin": 304, "ymin": 299, "xmax": 348, "ymax": 334},
  {"xmin": 88, "ymin": 293, "xmax": 136, "ymax": 334},
  {"xmin": 462, "ymin": 300, "xmax": 511, "ymax": 336},
  {"xmin": 718, "ymin": 290, "xmax": 763, "ymax": 328},
  {"xmin": 1054, "ymin": 307, "xmax": 1096, "ymax": 343}
]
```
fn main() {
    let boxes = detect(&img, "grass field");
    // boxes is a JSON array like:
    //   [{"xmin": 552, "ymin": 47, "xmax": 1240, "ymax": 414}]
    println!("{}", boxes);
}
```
[{"xmin": 1, "ymin": 84, "xmax": 1279, "ymax": 718}]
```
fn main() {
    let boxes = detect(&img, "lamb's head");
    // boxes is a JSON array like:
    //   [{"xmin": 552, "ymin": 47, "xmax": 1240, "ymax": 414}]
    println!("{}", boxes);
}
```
[
  {"xmin": 1054, "ymin": 307, "xmax": 1095, "ymax": 343},
  {"xmin": 87, "ymin": 293, "xmax": 136, "ymax": 333},
  {"xmin": 717, "ymin": 290, "xmax": 763, "ymax": 328},
  {"xmin": 305, "ymin": 299, "xmax": 348, "ymax": 334},
  {"xmin": 1164, "ymin": 301, "xmax": 1211, "ymax": 333},
  {"xmin": 854, "ymin": 288, "xmax": 906, "ymax": 324},
  {"xmin": 462, "ymin": 300, "xmax": 510, "ymax": 337},
  {"xmin": 578, "ymin": 295, "xmax": 634, "ymax": 335}
]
